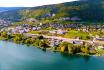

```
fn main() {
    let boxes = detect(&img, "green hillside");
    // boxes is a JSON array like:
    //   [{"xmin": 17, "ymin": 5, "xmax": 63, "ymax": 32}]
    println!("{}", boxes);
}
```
[{"xmin": 0, "ymin": 0, "xmax": 104, "ymax": 23}]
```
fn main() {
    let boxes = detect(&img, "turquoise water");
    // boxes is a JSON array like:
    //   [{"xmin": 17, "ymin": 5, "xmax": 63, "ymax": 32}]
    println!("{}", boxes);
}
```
[{"xmin": 0, "ymin": 41, "xmax": 104, "ymax": 70}]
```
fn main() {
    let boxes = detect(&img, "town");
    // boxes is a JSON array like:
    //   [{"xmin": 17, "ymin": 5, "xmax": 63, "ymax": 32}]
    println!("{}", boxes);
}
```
[{"xmin": 0, "ymin": 17, "xmax": 104, "ymax": 56}]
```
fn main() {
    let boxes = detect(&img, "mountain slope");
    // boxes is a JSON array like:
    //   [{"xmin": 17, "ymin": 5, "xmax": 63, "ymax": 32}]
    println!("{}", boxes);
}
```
[
  {"xmin": 0, "ymin": 7, "xmax": 22, "ymax": 12},
  {"xmin": 0, "ymin": 7, "xmax": 24, "ymax": 21},
  {"xmin": 0, "ymin": 0, "xmax": 104, "ymax": 23}
]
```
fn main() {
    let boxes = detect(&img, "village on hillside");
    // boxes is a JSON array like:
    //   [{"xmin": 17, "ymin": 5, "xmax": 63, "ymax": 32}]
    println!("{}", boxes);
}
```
[{"xmin": 0, "ymin": 17, "xmax": 104, "ymax": 56}]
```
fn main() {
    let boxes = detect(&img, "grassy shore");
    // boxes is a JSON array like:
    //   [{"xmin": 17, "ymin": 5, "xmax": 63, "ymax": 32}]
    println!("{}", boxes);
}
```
[{"xmin": 0, "ymin": 32, "xmax": 104, "ymax": 56}]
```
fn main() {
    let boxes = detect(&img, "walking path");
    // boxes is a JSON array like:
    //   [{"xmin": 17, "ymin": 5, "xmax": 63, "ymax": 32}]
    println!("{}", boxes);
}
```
[{"xmin": 24, "ymin": 33, "xmax": 104, "ymax": 45}]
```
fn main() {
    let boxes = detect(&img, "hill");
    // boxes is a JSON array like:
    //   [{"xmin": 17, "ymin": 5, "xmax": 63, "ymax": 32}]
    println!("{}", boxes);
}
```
[
  {"xmin": 0, "ymin": 7, "xmax": 22, "ymax": 12},
  {"xmin": 0, "ymin": 7, "xmax": 24, "ymax": 21},
  {"xmin": 0, "ymin": 0, "xmax": 104, "ymax": 23}
]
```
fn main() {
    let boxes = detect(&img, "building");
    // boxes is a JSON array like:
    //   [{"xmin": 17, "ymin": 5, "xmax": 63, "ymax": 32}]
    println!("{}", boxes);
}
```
[{"xmin": 49, "ymin": 29, "xmax": 67, "ymax": 34}]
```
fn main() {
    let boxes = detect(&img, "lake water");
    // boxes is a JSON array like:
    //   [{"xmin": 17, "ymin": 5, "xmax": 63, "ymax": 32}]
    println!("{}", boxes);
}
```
[{"xmin": 0, "ymin": 41, "xmax": 104, "ymax": 70}]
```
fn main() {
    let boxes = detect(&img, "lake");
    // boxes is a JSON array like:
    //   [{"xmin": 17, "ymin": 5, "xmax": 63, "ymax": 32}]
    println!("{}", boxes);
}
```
[{"xmin": 0, "ymin": 41, "xmax": 104, "ymax": 70}]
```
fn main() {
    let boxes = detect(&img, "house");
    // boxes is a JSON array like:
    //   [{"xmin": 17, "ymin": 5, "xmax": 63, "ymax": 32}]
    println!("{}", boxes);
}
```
[
  {"xmin": 96, "ymin": 38, "xmax": 104, "ymax": 41},
  {"xmin": 7, "ymin": 27, "xmax": 15, "ymax": 30},
  {"xmin": 57, "ymin": 29, "xmax": 66, "ymax": 34},
  {"xmin": 49, "ymin": 39, "xmax": 60, "ymax": 47},
  {"xmin": 52, "ymin": 13, "xmax": 56, "ymax": 17},
  {"xmin": 26, "ymin": 18, "xmax": 38, "ymax": 22},
  {"xmin": 97, "ymin": 46, "xmax": 104, "ymax": 50},
  {"xmin": 59, "ymin": 17, "xmax": 70, "ymax": 21},
  {"xmin": 37, "ymin": 27, "xmax": 41, "ymax": 30},
  {"xmin": 49, "ymin": 29, "xmax": 67, "ymax": 34},
  {"xmin": 72, "ymin": 41, "xmax": 83, "ymax": 45},
  {"xmin": 49, "ymin": 30, "xmax": 57, "ymax": 34},
  {"xmin": 39, "ymin": 23, "xmax": 42, "ymax": 26},
  {"xmin": 19, "ymin": 29, "xmax": 25, "ymax": 34},
  {"xmin": 32, "ymin": 27, "xmax": 37, "ymax": 30},
  {"xmin": 71, "ymin": 17, "xmax": 81, "ymax": 21}
]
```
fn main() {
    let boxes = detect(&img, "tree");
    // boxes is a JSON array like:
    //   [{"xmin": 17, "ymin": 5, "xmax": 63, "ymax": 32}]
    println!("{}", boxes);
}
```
[
  {"xmin": 13, "ymin": 36, "xmax": 22, "ymax": 43},
  {"xmin": 59, "ymin": 42, "xmax": 70, "ymax": 52},
  {"xmin": 1, "ymin": 32, "xmax": 8, "ymax": 38},
  {"xmin": 80, "ymin": 46, "xmax": 89, "ymax": 54},
  {"xmin": 68, "ymin": 45, "xmax": 82, "ymax": 54},
  {"xmin": 39, "ymin": 41, "xmax": 49, "ymax": 48},
  {"xmin": 37, "ymin": 35, "xmax": 44, "ymax": 40}
]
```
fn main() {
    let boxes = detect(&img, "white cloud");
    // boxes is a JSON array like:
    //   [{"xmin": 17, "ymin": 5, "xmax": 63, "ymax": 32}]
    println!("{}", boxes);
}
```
[{"xmin": 0, "ymin": 0, "xmax": 77, "ymax": 7}]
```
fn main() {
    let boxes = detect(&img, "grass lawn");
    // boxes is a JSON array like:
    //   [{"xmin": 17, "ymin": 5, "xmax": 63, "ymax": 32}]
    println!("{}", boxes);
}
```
[
  {"xmin": 63, "ymin": 30, "xmax": 89, "ymax": 40},
  {"xmin": 90, "ymin": 30, "xmax": 104, "ymax": 37}
]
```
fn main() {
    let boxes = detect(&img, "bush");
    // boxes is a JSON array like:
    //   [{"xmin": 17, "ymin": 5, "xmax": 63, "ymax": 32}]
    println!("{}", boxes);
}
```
[
  {"xmin": 0, "ymin": 32, "xmax": 8, "ymax": 38},
  {"xmin": 37, "ymin": 35, "xmax": 44, "ymax": 39}
]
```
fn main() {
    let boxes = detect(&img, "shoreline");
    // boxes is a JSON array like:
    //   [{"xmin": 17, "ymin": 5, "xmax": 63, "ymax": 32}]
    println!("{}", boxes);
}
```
[
  {"xmin": 1, "ymin": 40, "xmax": 103, "ymax": 57},
  {"xmin": 0, "ymin": 33, "xmax": 104, "ymax": 57}
]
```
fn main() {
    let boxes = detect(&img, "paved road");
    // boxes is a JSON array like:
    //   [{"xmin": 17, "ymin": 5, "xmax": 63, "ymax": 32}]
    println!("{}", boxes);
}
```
[{"xmin": 24, "ymin": 33, "xmax": 104, "ymax": 45}]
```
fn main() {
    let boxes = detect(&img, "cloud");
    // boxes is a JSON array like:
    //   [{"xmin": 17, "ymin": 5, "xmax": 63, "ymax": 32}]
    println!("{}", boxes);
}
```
[{"xmin": 0, "ymin": 0, "xmax": 77, "ymax": 7}]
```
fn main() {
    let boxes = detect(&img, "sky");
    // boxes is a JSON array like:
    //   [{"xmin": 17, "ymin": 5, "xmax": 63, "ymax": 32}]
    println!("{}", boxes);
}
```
[{"xmin": 0, "ymin": 0, "xmax": 77, "ymax": 7}]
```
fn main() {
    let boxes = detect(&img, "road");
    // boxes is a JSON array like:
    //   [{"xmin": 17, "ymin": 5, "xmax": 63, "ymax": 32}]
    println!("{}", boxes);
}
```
[{"xmin": 24, "ymin": 33, "xmax": 104, "ymax": 45}]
